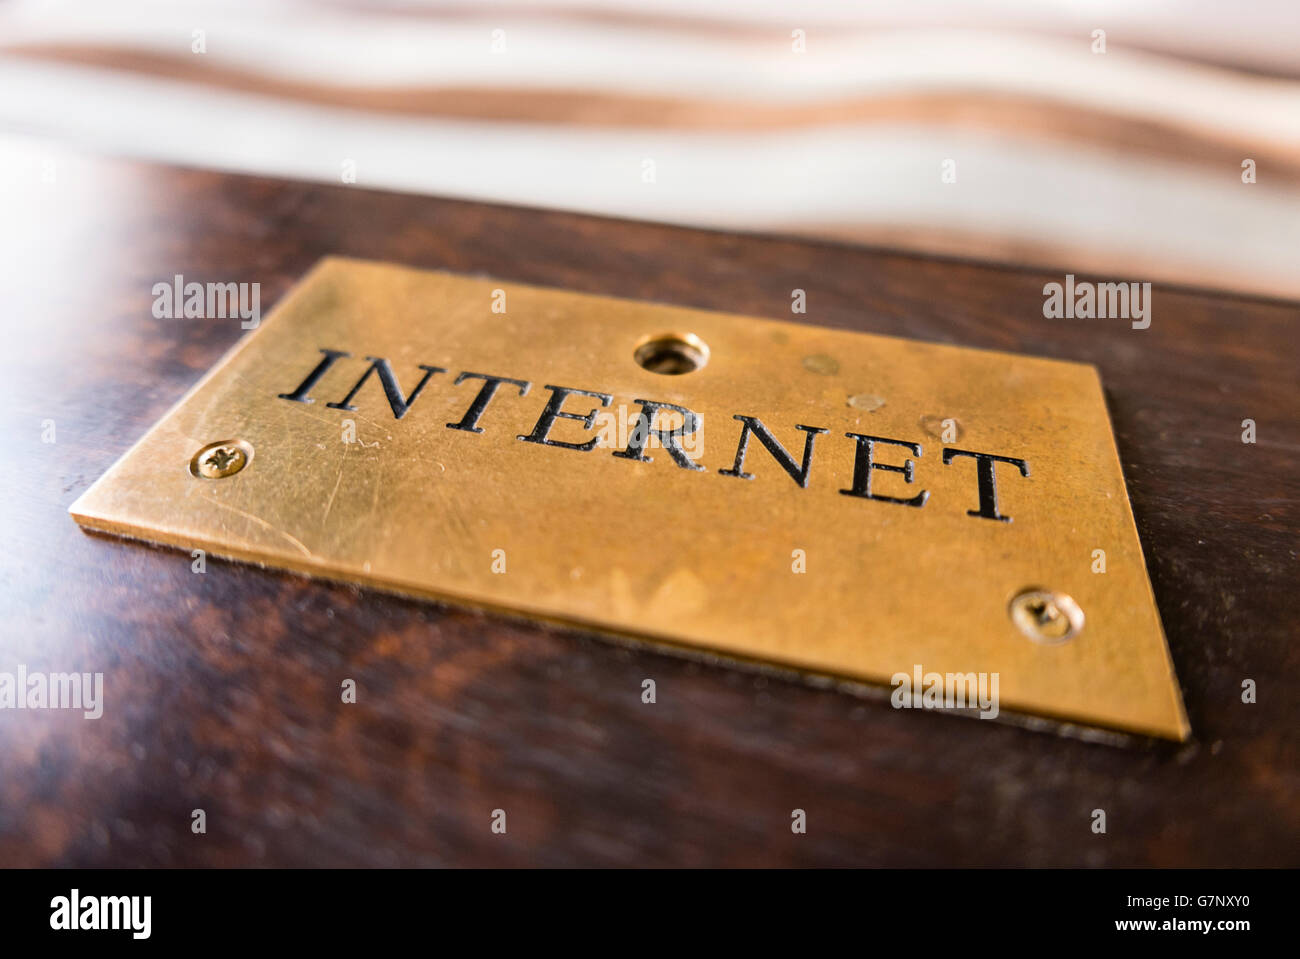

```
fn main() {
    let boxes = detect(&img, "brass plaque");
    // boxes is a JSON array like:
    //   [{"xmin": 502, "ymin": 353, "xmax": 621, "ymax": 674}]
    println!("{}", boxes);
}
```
[{"xmin": 71, "ymin": 258, "xmax": 1187, "ymax": 739}]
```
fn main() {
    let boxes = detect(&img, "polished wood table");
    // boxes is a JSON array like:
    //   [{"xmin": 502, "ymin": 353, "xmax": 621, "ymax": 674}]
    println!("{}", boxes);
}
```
[{"xmin": 1, "ymin": 139, "xmax": 1296, "ymax": 867}]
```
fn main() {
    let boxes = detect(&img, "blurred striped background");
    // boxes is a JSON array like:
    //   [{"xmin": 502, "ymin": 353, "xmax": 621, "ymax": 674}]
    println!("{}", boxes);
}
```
[{"xmin": 2, "ymin": 0, "xmax": 1298, "ymax": 300}]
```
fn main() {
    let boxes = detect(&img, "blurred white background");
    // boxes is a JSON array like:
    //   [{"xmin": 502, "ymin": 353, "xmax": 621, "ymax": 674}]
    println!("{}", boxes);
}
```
[{"xmin": 2, "ymin": 0, "xmax": 1298, "ymax": 299}]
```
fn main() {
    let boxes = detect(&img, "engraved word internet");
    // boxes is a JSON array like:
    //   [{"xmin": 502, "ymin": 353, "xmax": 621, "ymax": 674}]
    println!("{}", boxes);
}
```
[{"xmin": 277, "ymin": 348, "xmax": 1034, "ymax": 522}]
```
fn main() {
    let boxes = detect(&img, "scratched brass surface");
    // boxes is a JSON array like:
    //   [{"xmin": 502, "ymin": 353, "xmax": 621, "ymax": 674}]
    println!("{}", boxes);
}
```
[{"xmin": 70, "ymin": 257, "xmax": 1188, "ymax": 739}]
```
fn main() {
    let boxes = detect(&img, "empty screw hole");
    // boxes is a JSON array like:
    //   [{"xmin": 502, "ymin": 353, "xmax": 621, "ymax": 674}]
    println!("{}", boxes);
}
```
[{"xmin": 634, "ymin": 332, "xmax": 709, "ymax": 375}]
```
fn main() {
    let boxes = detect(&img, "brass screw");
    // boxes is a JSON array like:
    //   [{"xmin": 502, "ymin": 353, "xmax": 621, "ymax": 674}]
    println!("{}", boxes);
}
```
[
  {"xmin": 1010, "ymin": 588, "xmax": 1084, "ymax": 643},
  {"xmin": 190, "ymin": 440, "xmax": 251, "ymax": 479}
]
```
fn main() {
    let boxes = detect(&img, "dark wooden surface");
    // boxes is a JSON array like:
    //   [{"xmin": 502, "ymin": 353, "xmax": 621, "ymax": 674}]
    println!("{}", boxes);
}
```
[{"xmin": 1, "ymin": 139, "xmax": 1296, "ymax": 867}]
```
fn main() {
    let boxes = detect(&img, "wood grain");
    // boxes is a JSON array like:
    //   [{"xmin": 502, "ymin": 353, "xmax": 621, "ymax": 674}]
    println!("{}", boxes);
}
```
[{"xmin": 0, "ymin": 140, "xmax": 1296, "ymax": 867}]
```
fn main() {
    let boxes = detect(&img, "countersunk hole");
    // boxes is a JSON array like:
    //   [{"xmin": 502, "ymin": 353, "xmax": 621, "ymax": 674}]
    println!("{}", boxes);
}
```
[{"xmin": 633, "ymin": 332, "xmax": 709, "ymax": 375}]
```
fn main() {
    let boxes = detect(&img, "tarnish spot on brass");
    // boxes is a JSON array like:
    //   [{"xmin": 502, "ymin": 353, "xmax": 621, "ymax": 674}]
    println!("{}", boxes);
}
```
[
  {"xmin": 802, "ymin": 353, "xmax": 840, "ymax": 375},
  {"xmin": 847, "ymin": 393, "xmax": 886, "ymax": 412},
  {"xmin": 69, "ymin": 257, "xmax": 1189, "ymax": 741},
  {"xmin": 920, "ymin": 414, "xmax": 963, "ymax": 442}
]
